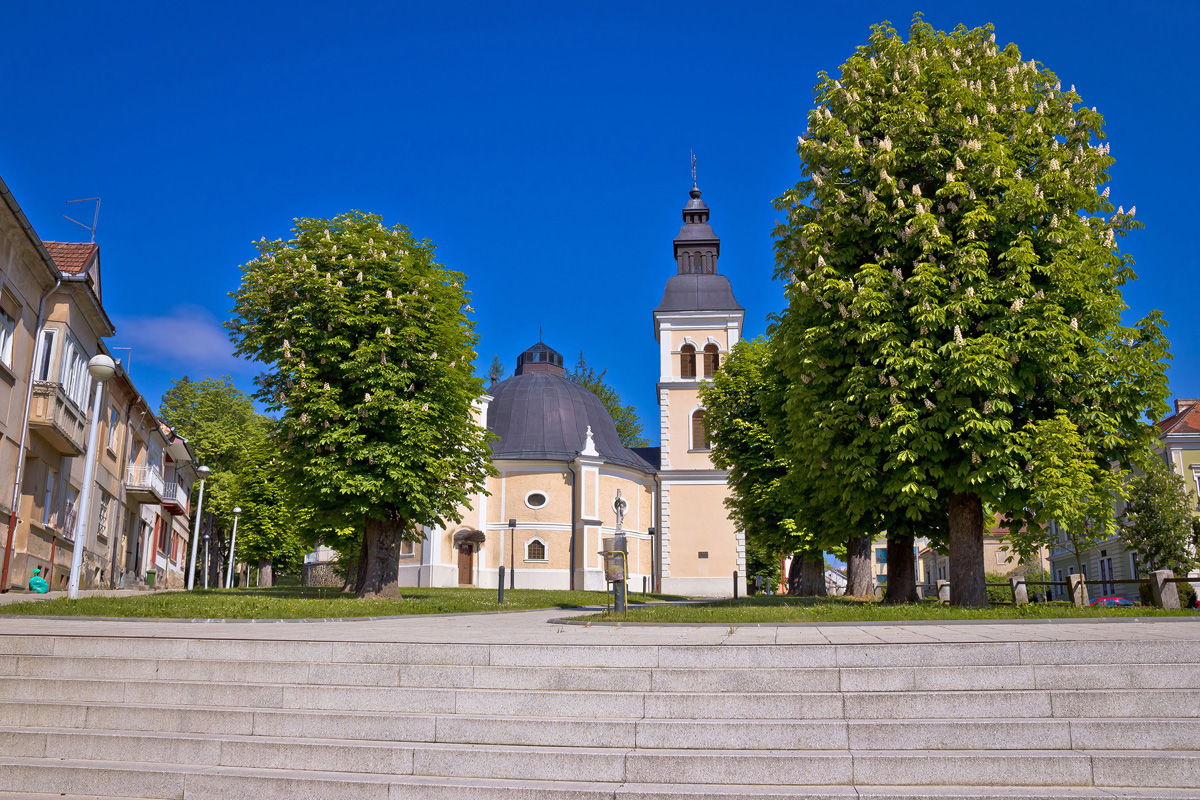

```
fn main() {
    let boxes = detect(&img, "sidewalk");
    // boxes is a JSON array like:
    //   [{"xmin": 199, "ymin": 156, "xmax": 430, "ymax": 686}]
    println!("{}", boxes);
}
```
[{"xmin": 0, "ymin": 587, "xmax": 179, "ymax": 607}]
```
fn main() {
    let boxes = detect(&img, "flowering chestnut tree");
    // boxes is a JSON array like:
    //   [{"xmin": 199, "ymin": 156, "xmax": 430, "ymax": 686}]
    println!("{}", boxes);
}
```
[
  {"xmin": 772, "ymin": 17, "xmax": 1170, "ymax": 605},
  {"xmin": 227, "ymin": 211, "xmax": 494, "ymax": 598}
]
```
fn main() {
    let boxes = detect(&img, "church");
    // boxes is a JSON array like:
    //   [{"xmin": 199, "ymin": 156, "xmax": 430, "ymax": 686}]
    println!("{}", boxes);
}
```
[{"xmin": 398, "ymin": 183, "xmax": 746, "ymax": 596}]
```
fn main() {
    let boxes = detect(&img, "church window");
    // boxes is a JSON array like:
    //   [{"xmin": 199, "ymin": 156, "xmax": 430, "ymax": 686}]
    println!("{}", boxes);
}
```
[
  {"xmin": 691, "ymin": 409, "xmax": 709, "ymax": 450},
  {"xmin": 525, "ymin": 538, "xmax": 546, "ymax": 561},
  {"xmin": 525, "ymin": 491, "xmax": 548, "ymax": 509},
  {"xmin": 680, "ymin": 344, "xmax": 696, "ymax": 378},
  {"xmin": 702, "ymin": 344, "xmax": 719, "ymax": 377}
]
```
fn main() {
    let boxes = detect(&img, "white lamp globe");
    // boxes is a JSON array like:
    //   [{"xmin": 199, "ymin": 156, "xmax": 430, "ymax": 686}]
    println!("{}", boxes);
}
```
[{"xmin": 87, "ymin": 354, "xmax": 117, "ymax": 381}]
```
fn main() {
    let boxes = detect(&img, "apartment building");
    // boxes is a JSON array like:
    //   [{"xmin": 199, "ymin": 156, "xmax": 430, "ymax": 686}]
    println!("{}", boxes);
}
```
[
  {"xmin": 0, "ymin": 177, "xmax": 63, "ymax": 591},
  {"xmin": 0, "ymin": 173, "xmax": 196, "ymax": 593},
  {"xmin": 1048, "ymin": 398, "xmax": 1200, "ymax": 602}
]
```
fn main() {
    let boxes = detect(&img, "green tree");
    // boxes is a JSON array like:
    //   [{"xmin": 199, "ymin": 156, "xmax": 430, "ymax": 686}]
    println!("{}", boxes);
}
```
[
  {"xmin": 1008, "ymin": 412, "xmax": 1126, "ymax": 578},
  {"xmin": 486, "ymin": 355, "xmax": 505, "ymax": 385},
  {"xmin": 698, "ymin": 338, "xmax": 820, "ymax": 594},
  {"xmin": 159, "ymin": 377, "xmax": 309, "ymax": 587},
  {"xmin": 569, "ymin": 352, "xmax": 648, "ymax": 448},
  {"xmin": 223, "ymin": 420, "xmax": 311, "ymax": 583},
  {"xmin": 771, "ymin": 17, "xmax": 1169, "ymax": 605},
  {"xmin": 1122, "ymin": 455, "xmax": 1197, "ymax": 575},
  {"xmin": 227, "ymin": 211, "xmax": 495, "ymax": 598},
  {"xmin": 159, "ymin": 376, "xmax": 262, "ymax": 585}
]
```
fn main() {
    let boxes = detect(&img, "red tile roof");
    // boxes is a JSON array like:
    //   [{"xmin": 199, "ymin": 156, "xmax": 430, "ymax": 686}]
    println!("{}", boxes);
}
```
[
  {"xmin": 42, "ymin": 241, "xmax": 98, "ymax": 275},
  {"xmin": 1157, "ymin": 402, "xmax": 1200, "ymax": 435}
]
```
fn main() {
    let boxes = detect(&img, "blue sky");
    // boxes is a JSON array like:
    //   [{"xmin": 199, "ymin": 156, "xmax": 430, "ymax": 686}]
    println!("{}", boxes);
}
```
[{"xmin": 2, "ymin": 1, "xmax": 1196, "ymax": 442}]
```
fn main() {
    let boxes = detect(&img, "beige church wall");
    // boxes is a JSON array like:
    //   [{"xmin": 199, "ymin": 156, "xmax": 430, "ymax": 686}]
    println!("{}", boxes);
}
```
[
  {"xmin": 597, "ymin": 471, "xmax": 654, "ymax": 533},
  {"xmin": 663, "ymin": 481, "xmax": 741, "ymax": 596},
  {"xmin": 498, "ymin": 467, "xmax": 571, "ymax": 525},
  {"xmin": 664, "ymin": 386, "xmax": 715, "ymax": 471}
]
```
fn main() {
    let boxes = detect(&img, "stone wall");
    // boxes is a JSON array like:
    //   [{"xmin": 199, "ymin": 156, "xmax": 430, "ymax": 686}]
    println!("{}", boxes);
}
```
[{"xmin": 302, "ymin": 562, "xmax": 341, "ymax": 587}]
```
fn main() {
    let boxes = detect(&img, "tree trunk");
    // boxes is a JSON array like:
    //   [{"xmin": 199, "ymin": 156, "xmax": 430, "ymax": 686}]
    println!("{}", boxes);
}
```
[
  {"xmin": 357, "ymin": 509, "xmax": 403, "ymax": 599},
  {"xmin": 353, "ymin": 526, "xmax": 369, "ymax": 594},
  {"xmin": 787, "ymin": 554, "xmax": 803, "ymax": 595},
  {"xmin": 884, "ymin": 532, "xmax": 918, "ymax": 604},
  {"xmin": 844, "ymin": 534, "xmax": 873, "ymax": 598},
  {"xmin": 257, "ymin": 558, "xmax": 273, "ymax": 588},
  {"xmin": 949, "ymin": 491, "xmax": 986, "ymax": 606},
  {"xmin": 800, "ymin": 549, "xmax": 827, "ymax": 596}
]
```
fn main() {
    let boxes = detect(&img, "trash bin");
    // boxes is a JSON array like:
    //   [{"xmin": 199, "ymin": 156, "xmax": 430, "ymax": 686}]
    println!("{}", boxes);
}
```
[{"xmin": 145, "ymin": 570, "xmax": 156, "ymax": 589}]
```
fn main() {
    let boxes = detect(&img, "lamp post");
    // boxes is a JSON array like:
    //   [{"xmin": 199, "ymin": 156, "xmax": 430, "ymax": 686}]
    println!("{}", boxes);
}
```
[
  {"xmin": 67, "ymin": 354, "xmax": 117, "ymax": 600},
  {"xmin": 225, "ymin": 507, "xmax": 241, "ymax": 589},
  {"xmin": 186, "ymin": 466, "xmax": 211, "ymax": 590},
  {"xmin": 203, "ymin": 529, "xmax": 210, "ymax": 589},
  {"xmin": 508, "ymin": 518, "xmax": 516, "ymax": 590}
]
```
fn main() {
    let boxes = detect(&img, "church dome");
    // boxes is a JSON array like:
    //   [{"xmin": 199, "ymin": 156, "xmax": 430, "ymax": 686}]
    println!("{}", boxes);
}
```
[{"xmin": 486, "ymin": 341, "xmax": 654, "ymax": 472}]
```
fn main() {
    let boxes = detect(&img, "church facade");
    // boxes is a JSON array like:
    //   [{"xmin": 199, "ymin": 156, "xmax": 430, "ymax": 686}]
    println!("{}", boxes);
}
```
[{"xmin": 399, "ymin": 184, "xmax": 746, "ymax": 596}]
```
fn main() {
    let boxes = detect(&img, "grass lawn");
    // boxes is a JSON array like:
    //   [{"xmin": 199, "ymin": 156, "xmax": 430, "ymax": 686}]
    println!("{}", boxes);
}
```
[
  {"xmin": 0, "ymin": 585, "xmax": 683, "ymax": 619},
  {"xmin": 571, "ymin": 595, "xmax": 1199, "ymax": 623}
]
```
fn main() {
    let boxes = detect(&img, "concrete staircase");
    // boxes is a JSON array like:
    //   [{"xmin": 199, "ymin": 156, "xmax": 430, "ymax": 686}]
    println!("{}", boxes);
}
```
[{"xmin": 0, "ymin": 633, "xmax": 1198, "ymax": 798}]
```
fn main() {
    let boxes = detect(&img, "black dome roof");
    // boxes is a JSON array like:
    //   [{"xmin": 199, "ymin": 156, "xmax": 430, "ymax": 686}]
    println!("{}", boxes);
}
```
[{"xmin": 486, "ymin": 373, "xmax": 655, "ymax": 472}]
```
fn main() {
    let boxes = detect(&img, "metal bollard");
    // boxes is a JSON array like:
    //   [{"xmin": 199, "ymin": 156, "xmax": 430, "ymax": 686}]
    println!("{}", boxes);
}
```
[
  {"xmin": 733, "ymin": 570, "xmax": 739, "ymax": 600},
  {"xmin": 642, "ymin": 575, "xmax": 647, "ymax": 597},
  {"xmin": 498, "ymin": 566, "xmax": 505, "ymax": 605}
]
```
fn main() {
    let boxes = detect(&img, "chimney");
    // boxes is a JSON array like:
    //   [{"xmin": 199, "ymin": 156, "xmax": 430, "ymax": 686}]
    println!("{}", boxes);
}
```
[{"xmin": 1176, "ymin": 399, "xmax": 1200, "ymax": 414}]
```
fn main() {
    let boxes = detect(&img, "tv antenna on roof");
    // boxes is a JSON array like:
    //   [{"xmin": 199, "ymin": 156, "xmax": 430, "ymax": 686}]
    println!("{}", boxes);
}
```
[{"xmin": 64, "ymin": 197, "xmax": 101, "ymax": 243}]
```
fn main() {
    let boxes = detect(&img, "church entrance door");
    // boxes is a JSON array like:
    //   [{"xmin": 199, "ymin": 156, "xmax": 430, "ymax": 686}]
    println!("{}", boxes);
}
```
[{"xmin": 457, "ymin": 544, "xmax": 473, "ymax": 585}]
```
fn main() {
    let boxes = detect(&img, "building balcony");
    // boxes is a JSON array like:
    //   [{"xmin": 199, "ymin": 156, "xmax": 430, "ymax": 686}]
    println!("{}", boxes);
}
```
[
  {"xmin": 162, "ymin": 481, "xmax": 189, "ymax": 516},
  {"xmin": 28, "ymin": 381, "xmax": 86, "ymax": 456},
  {"xmin": 126, "ymin": 465, "xmax": 164, "ymax": 505}
]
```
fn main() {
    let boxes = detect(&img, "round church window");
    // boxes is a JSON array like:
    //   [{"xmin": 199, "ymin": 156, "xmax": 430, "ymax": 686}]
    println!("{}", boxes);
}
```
[{"xmin": 525, "ymin": 491, "xmax": 548, "ymax": 509}]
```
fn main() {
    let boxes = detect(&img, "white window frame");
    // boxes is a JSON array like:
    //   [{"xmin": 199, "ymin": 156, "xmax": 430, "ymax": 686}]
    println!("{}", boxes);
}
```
[
  {"xmin": 97, "ymin": 491, "xmax": 111, "ymax": 542},
  {"xmin": 1129, "ymin": 551, "xmax": 1140, "ymax": 579},
  {"xmin": 689, "ymin": 405, "xmax": 709, "ymax": 451},
  {"xmin": 34, "ymin": 328, "xmax": 57, "ymax": 382},
  {"xmin": 524, "ymin": 490, "xmax": 548, "ymax": 510},
  {"xmin": 107, "ymin": 406, "xmax": 119, "ymax": 452},
  {"xmin": 399, "ymin": 539, "xmax": 415, "ymax": 556},
  {"xmin": 524, "ymin": 537, "xmax": 548, "ymax": 563},
  {"xmin": 0, "ymin": 309, "xmax": 16, "ymax": 368},
  {"xmin": 59, "ymin": 335, "xmax": 90, "ymax": 409},
  {"xmin": 42, "ymin": 467, "xmax": 57, "ymax": 526},
  {"xmin": 63, "ymin": 485, "xmax": 80, "ymax": 539}
]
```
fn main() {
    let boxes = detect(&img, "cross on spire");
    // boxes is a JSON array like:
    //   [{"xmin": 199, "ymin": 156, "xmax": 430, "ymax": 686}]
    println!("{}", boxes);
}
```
[{"xmin": 690, "ymin": 150, "xmax": 697, "ymax": 188}]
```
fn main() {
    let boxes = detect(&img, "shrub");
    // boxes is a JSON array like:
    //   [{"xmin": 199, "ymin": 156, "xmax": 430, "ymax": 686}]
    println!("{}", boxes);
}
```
[
  {"xmin": 1138, "ymin": 579, "xmax": 1197, "ymax": 608},
  {"xmin": 985, "ymin": 572, "xmax": 1013, "ymax": 604}
]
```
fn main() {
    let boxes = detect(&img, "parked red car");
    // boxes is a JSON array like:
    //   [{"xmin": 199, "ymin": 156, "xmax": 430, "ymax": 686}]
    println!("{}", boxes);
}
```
[{"xmin": 1090, "ymin": 596, "xmax": 1136, "ymax": 607}]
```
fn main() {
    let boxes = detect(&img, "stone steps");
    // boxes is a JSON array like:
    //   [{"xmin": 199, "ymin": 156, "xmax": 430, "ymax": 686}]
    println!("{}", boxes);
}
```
[
  {"xmin": 0, "ymin": 633, "xmax": 1198, "ymax": 796},
  {"xmin": 7, "ymin": 652, "xmax": 1200, "ymax": 691},
  {"xmin": 4, "ymin": 725, "xmax": 1200, "ymax": 786},
  {"xmin": 2, "ymin": 674, "xmax": 1199, "ymax": 720},
  {"xmin": 3, "ymin": 753, "xmax": 1200, "ymax": 798},
  {"xmin": 3, "ymin": 698, "xmax": 1198, "ymax": 749}
]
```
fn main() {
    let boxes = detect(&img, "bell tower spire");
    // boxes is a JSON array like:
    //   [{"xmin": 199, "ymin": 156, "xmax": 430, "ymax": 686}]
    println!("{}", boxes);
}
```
[{"xmin": 673, "ymin": 180, "xmax": 719, "ymax": 275}]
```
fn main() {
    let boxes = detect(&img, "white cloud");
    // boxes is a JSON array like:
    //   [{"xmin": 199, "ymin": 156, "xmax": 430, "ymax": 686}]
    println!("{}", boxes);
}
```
[{"xmin": 110, "ymin": 305, "xmax": 255, "ymax": 375}]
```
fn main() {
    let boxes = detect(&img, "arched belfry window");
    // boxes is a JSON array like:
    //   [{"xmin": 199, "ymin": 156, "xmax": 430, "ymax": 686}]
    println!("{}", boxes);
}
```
[
  {"xmin": 691, "ymin": 409, "xmax": 709, "ymax": 450},
  {"xmin": 680, "ymin": 344, "xmax": 696, "ymax": 379},
  {"xmin": 703, "ymin": 344, "xmax": 720, "ymax": 378}
]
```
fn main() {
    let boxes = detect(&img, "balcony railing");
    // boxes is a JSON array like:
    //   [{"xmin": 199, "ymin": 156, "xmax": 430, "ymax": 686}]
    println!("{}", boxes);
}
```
[
  {"xmin": 126, "ymin": 465, "xmax": 164, "ymax": 504},
  {"xmin": 28, "ymin": 381, "xmax": 86, "ymax": 456},
  {"xmin": 162, "ymin": 481, "xmax": 189, "ymax": 516}
]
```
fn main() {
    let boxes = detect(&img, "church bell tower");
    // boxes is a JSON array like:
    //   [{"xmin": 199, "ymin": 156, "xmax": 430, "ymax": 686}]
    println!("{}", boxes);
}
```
[{"xmin": 652, "ymin": 181, "xmax": 746, "ymax": 596}]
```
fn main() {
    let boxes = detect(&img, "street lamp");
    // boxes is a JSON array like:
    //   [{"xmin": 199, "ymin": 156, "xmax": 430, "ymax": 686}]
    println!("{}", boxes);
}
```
[
  {"xmin": 67, "ymin": 354, "xmax": 117, "ymax": 600},
  {"xmin": 186, "ymin": 466, "xmax": 211, "ymax": 590},
  {"xmin": 225, "ymin": 507, "xmax": 241, "ymax": 589},
  {"xmin": 203, "ymin": 530, "xmax": 210, "ymax": 589},
  {"xmin": 508, "ymin": 518, "xmax": 516, "ymax": 590}
]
